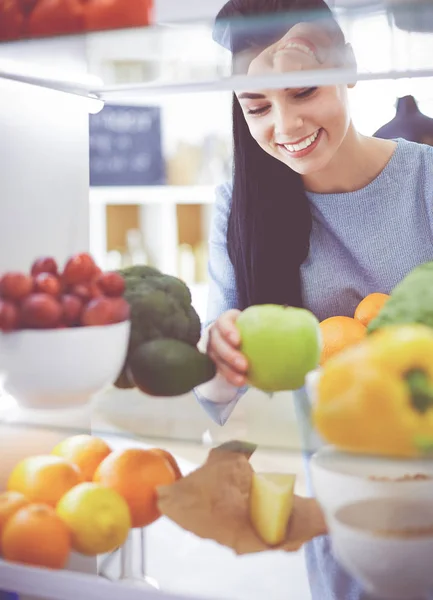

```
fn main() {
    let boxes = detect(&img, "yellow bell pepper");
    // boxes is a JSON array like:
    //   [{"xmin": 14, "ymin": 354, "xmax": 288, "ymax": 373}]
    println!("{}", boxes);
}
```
[{"xmin": 312, "ymin": 324, "xmax": 433, "ymax": 458}]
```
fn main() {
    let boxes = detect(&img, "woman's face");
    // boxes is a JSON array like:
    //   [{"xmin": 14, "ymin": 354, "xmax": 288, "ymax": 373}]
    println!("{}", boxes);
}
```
[{"xmin": 235, "ymin": 22, "xmax": 353, "ymax": 176}]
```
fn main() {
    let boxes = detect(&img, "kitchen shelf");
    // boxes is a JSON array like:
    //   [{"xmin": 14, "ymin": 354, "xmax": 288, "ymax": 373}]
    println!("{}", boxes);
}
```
[
  {"xmin": 89, "ymin": 185, "xmax": 216, "ymax": 205},
  {"xmin": 1, "ymin": 2, "xmax": 433, "ymax": 101}
]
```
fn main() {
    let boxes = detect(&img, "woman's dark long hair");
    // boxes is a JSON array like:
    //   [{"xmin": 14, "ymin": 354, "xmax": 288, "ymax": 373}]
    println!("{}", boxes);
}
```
[{"xmin": 214, "ymin": 0, "xmax": 342, "ymax": 310}]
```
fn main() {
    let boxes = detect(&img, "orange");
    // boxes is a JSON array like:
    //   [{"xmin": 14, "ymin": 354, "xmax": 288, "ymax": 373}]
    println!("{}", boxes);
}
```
[
  {"xmin": 7, "ymin": 455, "xmax": 82, "ymax": 507},
  {"xmin": 149, "ymin": 448, "xmax": 183, "ymax": 480},
  {"xmin": 93, "ymin": 448, "xmax": 176, "ymax": 528},
  {"xmin": 2, "ymin": 504, "xmax": 71, "ymax": 569},
  {"xmin": 0, "ymin": 491, "xmax": 29, "ymax": 552},
  {"xmin": 354, "ymin": 293, "xmax": 390, "ymax": 327},
  {"xmin": 52, "ymin": 435, "xmax": 112, "ymax": 482},
  {"xmin": 319, "ymin": 316, "xmax": 366, "ymax": 366}
]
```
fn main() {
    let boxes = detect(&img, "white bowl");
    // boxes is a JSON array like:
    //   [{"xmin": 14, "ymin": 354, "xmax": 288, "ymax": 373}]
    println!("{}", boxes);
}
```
[
  {"xmin": 329, "ymin": 497, "xmax": 433, "ymax": 599},
  {"xmin": 0, "ymin": 321, "xmax": 130, "ymax": 409},
  {"xmin": 311, "ymin": 446, "xmax": 433, "ymax": 517}
]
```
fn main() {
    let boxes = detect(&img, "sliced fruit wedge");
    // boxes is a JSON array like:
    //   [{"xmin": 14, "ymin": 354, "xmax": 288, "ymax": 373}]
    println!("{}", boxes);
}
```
[{"xmin": 249, "ymin": 472, "xmax": 296, "ymax": 546}]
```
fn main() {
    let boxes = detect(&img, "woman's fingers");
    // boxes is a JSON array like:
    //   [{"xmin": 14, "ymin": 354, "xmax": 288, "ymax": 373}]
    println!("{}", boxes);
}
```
[
  {"xmin": 207, "ymin": 345, "xmax": 247, "ymax": 387},
  {"xmin": 209, "ymin": 325, "xmax": 248, "ymax": 374},
  {"xmin": 217, "ymin": 309, "xmax": 242, "ymax": 347},
  {"xmin": 207, "ymin": 311, "xmax": 248, "ymax": 387}
]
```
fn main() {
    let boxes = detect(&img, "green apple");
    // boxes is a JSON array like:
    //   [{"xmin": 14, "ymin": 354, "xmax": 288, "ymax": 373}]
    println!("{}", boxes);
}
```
[{"xmin": 236, "ymin": 304, "xmax": 321, "ymax": 392}]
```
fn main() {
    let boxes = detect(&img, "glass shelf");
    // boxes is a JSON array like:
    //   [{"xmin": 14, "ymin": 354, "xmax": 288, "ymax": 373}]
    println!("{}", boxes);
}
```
[
  {"xmin": 0, "ymin": 385, "xmax": 310, "ymax": 456},
  {"xmin": 1, "ymin": 2, "xmax": 433, "ymax": 100}
]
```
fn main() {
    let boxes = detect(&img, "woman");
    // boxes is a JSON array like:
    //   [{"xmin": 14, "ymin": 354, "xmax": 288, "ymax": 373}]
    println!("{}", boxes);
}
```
[{"xmin": 194, "ymin": 0, "xmax": 433, "ymax": 598}]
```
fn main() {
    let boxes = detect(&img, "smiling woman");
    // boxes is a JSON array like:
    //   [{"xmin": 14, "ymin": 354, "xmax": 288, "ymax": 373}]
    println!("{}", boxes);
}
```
[{"xmin": 209, "ymin": 0, "xmax": 372, "ymax": 315}]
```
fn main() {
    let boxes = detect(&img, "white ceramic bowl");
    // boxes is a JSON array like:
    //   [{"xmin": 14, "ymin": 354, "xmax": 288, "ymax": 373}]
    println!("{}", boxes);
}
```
[
  {"xmin": 0, "ymin": 321, "xmax": 130, "ymax": 409},
  {"xmin": 329, "ymin": 497, "xmax": 433, "ymax": 599},
  {"xmin": 311, "ymin": 446, "xmax": 433, "ymax": 517}
]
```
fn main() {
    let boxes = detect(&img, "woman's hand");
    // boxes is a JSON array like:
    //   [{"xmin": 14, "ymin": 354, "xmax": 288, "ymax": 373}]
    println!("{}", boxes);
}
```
[{"xmin": 207, "ymin": 309, "xmax": 248, "ymax": 387}]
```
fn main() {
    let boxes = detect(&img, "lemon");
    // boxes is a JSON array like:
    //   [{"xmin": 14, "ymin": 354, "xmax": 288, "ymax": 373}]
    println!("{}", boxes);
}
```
[{"xmin": 56, "ymin": 482, "xmax": 131, "ymax": 555}]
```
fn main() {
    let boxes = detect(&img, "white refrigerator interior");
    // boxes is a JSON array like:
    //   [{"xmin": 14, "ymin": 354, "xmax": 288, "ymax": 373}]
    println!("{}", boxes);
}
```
[{"xmin": 0, "ymin": 78, "xmax": 90, "ymax": 272}]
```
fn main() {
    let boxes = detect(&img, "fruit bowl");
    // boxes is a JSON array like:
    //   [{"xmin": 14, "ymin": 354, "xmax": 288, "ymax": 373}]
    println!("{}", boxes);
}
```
[
  {"xmin": 328, "ymin": 497, "xmax": 433, "ymax": 600},
  {"xmin": 310, "ymin": 446, "xmax": 433, "ymax": 517},
  {"xmin": 0, "ymin": 321, "xmax": 130, "ymax": 409},
  {"xmin": 312, "ymin": 449, "xmax": 433, "ymax": 598}
]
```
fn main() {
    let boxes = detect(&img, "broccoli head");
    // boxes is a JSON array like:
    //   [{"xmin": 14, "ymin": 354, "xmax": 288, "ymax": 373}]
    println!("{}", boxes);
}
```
[
  {"xmin": 368, "ymin": 260, "xmax": 433, "ymax": 334},
  {"xmin": 114, "ymin": 266, "xmax": 202, "ymax": 389}
]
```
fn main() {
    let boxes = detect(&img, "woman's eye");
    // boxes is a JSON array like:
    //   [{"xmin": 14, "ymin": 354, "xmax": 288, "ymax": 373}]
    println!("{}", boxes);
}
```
[
  {"xmin": 295, "ymin": 87, "xmax": 318, "ymax": 99},
  {"xmin": 246, "ymin": 105, "xmax": 270, "ymax": 116}
]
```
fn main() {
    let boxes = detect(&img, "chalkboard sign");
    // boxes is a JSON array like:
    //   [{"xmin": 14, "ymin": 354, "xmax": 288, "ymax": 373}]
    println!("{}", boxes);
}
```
[{"xmin": 89, "ymin": 105, "xmax": 166, "ymax": 187}]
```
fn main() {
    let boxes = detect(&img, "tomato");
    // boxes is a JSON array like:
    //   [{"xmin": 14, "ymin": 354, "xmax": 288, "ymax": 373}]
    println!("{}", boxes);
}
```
[
  {"xmin": 31, "ymin": 257, "xmax": 58, "ymax": 277},
  {"xmin": 89, "ymin": 280, "xmax": 103, "ymax": 298},
  {"xmin": 84, "ymin": 0, "xmax": 152, "ymax": 33},
  {"xmin": 62, "ymin": 253, "xmax": 96, "ymax": 286},
  {"xmin": 0, "ymin": 301, "xmax": 19, "ymax": 332},
  {"xmin": 69, "ymin": 284, "xmax": 91, "ymax": 302},
  {"xmin": 70, "ymin": 280, "xmax": 102, "ymax": 302},
  {"xmin": 61, "ymin": 294, "xmax": 82, "ymax": 326},
  {"xmin": 34, "ymin": 273, "xmax": 61, "ymax": 297},
  {"xmin": 81, "ymin": 297, "xmax": 115, "ymax": 327},
  {"xmin": 96, "ymin": 272, "xmax": 125, "ymax": 297},
  {"xmin": 0, "ymin": 0, "xmax": 24, "ymax": 41},
  {"xmin": 109, "ymin": 297, "xmax": 130, "ymax": 323},
  {"xmin": 28, "ymin": 0, "xmax": 85, "ymax": 37},
  {"xmin": 0, "ymin": 273, "xmax": 33, "ymax": 302},
  {"xmin": 21, "ymin": 294, "xmax": 62, "ymax": 329}
]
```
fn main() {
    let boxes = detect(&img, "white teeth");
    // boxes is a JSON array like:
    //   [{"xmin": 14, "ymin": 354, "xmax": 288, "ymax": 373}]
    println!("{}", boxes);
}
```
[
  {"xmin": 282, "ymin": 42, "xmax": 316, "ymax": 59},
  {"xmin": 284, "ymin": 130, "xmax": 320, "ymax": 154}
]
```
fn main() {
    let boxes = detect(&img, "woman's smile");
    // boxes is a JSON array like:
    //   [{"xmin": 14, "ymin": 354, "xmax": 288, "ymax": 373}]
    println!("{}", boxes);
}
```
[{"xmin": 276, "ymin": 128, "xmax": 322, "ymax": 158}]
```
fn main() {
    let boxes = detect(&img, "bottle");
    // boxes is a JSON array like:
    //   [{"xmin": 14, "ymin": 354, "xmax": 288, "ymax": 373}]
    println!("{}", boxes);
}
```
[
  {"xmin": 126, "ymin": 229, "xmax": 148, "ymax": 266},
  {"xmin": 178, "ymin": 244, "xmax": 196, "ymax": 286}
]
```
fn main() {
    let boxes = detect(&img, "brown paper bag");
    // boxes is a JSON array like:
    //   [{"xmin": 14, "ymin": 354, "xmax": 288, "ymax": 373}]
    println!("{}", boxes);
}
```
[{"xmin": 157, "ymin": 446, "xmax": 327, "ymax": 555}]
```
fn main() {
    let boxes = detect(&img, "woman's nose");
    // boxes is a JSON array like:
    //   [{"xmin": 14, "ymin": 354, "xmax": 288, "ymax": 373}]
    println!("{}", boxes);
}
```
[{"xmin": 273, "ymin": 102, "xmax": 304, "ymax": 138}]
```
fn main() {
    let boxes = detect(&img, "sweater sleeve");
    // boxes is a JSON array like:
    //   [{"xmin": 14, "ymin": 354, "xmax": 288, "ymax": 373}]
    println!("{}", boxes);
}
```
[{"xmin": 193, "ymin": 182, "xmax": 248, "ymax": 425}]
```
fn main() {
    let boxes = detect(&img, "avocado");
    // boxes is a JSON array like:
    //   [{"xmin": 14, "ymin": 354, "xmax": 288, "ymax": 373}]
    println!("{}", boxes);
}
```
[
  {"xmin": 129, "ymin": 338, "xmax": 217, "ymax": 397},
  {"xmin": 114, "ymin": 364, "xmax": 136, "ymax": 390}
]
